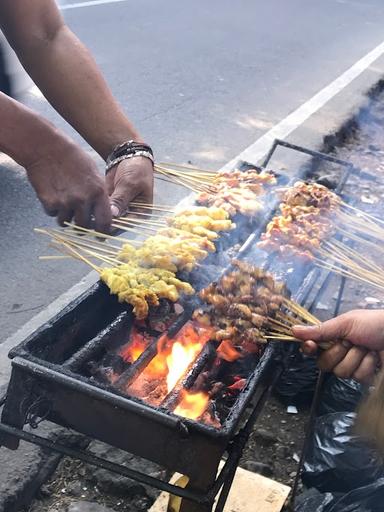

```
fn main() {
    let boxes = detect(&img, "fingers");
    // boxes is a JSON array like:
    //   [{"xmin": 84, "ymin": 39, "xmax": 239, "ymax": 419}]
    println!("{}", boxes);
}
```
[
  {"xmin": 93, "ymin": 191, "xmax": 112, "ymax": 234},
  {"xmin": 293, "ymin": 313, "xmax": 353, "ymax": 344},
  {"xmin": 301, "ymin": 340, "xmax": 318, "ymax": 356},
  {"xmin": 73, "ymin": 203, "xmax": 92, "ymax": 229},
  {"xmin": 57, "ymin": 208, "xmax": 74, "ymax": 227},
  {"xmin": 331, "ymin": 345, "xmax": 367, "ymax": 379},
  {"xmin": 108, "ymin": 157, "xmax": 154, "ymax": 217},
  {"xmin": 316, "ymin": 341, "xmax": 351, "ymax": 373},
  {"xmin": 352, "ymin": 352, "xmax": 378, "ymax": 385},
  {"xmin": 316, "ymin": 342, "xmax": 378, "ymax": 384}
]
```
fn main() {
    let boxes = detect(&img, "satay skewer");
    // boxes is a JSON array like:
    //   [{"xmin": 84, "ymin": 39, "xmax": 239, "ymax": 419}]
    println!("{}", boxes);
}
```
[
  {"xmin": 158, "ymin": 161, "xmax": 217, "ymax": 175},
  {"xmin": 129, "ymin": 202, "xmax": 175, "ymax": 212},
  {"xmin": 115, "ymin": 217, "xmax": 166, "ymax": 228}
]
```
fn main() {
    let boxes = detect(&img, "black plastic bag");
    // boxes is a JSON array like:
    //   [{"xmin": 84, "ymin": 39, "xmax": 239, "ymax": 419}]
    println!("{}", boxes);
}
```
[
  {"xmin": 295, "ymin": 479, "xmax": 384, "ymax": 512},
  {"xmin": 327, "ymin": 477, "xmax": 384, "ymax": 511},
  {"xmin": 302, "ymin": 412, "xmax": 384, "ymax": 493},
  {"xmin": 275, "ymin": 349, "xmax": 319, "ymax": 407},
  {"xmin": 294, "ymin": 487, "xmax": 337, "ymax": 512},
  {"xmin": 318, "ymin": 376, "xmax": 364, "ymax": 416}
]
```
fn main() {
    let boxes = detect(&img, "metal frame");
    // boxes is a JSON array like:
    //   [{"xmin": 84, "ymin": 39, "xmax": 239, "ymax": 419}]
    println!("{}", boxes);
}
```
[{"xmin": 1, "ymin": 139, "xmax": 376, "ymax": 511}]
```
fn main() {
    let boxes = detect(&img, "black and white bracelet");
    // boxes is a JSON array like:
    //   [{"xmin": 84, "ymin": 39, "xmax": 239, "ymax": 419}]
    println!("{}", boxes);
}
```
[{"xmin": 105, "ymin": 140, "xmax": 154, "ymax": 174}]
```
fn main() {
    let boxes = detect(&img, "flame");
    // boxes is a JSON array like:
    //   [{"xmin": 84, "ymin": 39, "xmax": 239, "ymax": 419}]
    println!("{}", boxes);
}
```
[
  {"xmin": 217, "ymin": 340, "xmax": 241, "ymax": 362},
  {"xmin": 174, "ymin": 390, "xmax": 210, "ymax": 420},
  {"xmin": 120, "ymin": 330, "xmax": 148, "ymax": 363},
  {"xmin": 142, "ymin": 323, "xmax": 213, "ymax": 392},
  {"xmin": 126, "ymin": 323, "xmax": 213, "ymax": 406},
  {"xmin": 166, "ymin": 340, "xmax": 203, "ymax": 392}
]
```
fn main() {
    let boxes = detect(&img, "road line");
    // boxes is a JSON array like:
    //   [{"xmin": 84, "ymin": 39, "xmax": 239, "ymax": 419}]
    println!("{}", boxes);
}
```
[
  {"xmin": 222, "ymin": 39, "xmax": 384, "ymax": 170},
  {"xmin": 2, "ymin": 39, "xmax": 384, "ymax": 382},
  {"xmin": 60, "ymin": 0, "xmax": 130, "ymax": 10}
]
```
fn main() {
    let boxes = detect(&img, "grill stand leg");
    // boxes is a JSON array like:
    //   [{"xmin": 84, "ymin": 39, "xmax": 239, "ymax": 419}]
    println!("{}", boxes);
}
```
[{"xmin": 180, "ymin": 467, "xmax": 218, "ymax": 512}]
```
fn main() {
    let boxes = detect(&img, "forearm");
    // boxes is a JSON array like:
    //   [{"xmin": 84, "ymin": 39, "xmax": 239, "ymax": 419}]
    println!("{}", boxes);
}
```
[
  {"xmin": 0, "ymin": 91, "xmax": 63, "ymax": 167},
  {"xmin": 0, "ymin": 1, "xmax": 141, "ymax": 160}
]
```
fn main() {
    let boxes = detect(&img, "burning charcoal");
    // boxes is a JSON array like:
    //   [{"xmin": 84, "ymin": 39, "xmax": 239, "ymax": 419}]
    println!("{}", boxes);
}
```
[
  {"xmin": 209, "ymin": 381, "xmax": 225, "ymax": 398},
  {"xmin": 101, "ymin": 354, "xmax": 127, "ymax": 374},
  {"xmin": 227, "ymin": 378, "xmax": 247, "ymax": 392},
  {"xmin": 193, "ymin": 371, "xmax": 210, "ymax": 392}
]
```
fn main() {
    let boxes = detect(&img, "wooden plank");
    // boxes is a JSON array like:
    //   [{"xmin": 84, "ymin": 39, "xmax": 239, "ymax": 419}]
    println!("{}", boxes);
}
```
[{"xmin": 149, "ymin": 463, "xmax": 291, "ymax": 512}]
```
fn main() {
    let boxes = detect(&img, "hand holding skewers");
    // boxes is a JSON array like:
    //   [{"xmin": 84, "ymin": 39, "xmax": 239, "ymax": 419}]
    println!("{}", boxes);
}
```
[
  {"xmin": 293, "ymin": 309, "xmax": 384, "ymax": 384},
  {"xmin": 293, "ymin": 309, "xmax": 384, "ymax": 455}
]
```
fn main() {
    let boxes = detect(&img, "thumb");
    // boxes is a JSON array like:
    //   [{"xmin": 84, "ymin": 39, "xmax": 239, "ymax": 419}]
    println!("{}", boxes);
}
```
[
  {"xmin": 110, "ymin": 179, "xmax": 137, "ymax": 217},
  {"xmin": 293, "ymin": 314, "xmax": 352, "ymax": 343}
]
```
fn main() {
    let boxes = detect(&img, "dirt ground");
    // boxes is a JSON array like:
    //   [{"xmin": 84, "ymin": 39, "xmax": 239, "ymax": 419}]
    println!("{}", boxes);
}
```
[{"xmin": 28, "ymin": 88, "xmax": 384, "ymax": 512}]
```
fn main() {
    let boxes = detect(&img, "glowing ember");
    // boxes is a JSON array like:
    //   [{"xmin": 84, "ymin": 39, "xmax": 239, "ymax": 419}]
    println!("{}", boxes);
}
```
[
  {"xmin": 216, "ymin": 340, "xmax": 241, "ymax": 362},
  {"xmin": 174, "ymin": 390, "xmax": 210, "ymax": 420},
  {"xmin": 119, "ymin": 330, "xmax": 148, "ymax": 363}
]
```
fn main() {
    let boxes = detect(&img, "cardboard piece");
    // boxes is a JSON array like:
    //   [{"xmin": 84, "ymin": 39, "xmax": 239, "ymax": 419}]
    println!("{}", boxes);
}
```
[{"xmin": 149, "ymin": 464, "xmax": 291, "ymax": 512}]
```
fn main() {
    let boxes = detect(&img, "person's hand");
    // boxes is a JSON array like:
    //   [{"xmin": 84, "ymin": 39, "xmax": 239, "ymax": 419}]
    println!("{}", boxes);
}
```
[
  {"xmin": 292, "ymin": 310, "xmax": 384, "ymax": 384},
  {"xmin": 26, "ymin": 138, "xmax": 112, "ymax": 233},
  {"xmin": 106, "ymin": 156, "xmax": 154, "ymax": 217}
]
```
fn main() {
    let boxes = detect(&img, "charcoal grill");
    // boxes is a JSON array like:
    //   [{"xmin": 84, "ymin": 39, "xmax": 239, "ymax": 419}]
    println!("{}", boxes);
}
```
[{"xmin": 0, "ymin": 140, "xmax": 378, "ymax": 512}]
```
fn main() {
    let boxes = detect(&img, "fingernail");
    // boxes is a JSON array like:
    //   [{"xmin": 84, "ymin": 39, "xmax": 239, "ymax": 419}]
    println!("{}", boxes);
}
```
[
  {"xmin": 341, "ymin": 340, "xmax": 352, "ymax": 349},
  {"xmin": 293, "ymin": 325, "xmax": 312, "ymax": 332},
  {"xmin": 111, "ymin": 205, "xmax": 119, "ymax": 217}
]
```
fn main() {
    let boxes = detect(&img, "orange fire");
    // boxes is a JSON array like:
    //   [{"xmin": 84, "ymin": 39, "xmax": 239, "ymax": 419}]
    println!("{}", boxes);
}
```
[
  {"xmin": 144, "ymin": 323, "xmax": 213, "ymax": 391},
  {"xmin": 166, "ymin": 338, "xmax": 204, "ymax": 392},
  {"xmin": 174, "ymin": 390, "xmax": 210, "ymax": 420},
  {"xmin": 217, "ymin": 340, "xmax": 241, "ymax": 362},
  {"xmin": 126, "ymin": 323, "xmax": 213, "ymax": 413},
  {"xmin": 120, "ymin": 329, "xmax": 148, "ymax": 363}
]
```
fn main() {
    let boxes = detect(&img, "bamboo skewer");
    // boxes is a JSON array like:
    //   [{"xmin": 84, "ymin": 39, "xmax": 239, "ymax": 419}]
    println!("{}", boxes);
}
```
[
  {"xmin": 313, "ymin": 259, "xmax": 384, "ymax": 292},
  {"xmin": 341, "ymin": 201, "xmax": 384, "ymax": 227},
  {"xmin": 111, "ymin": 222, "xmax": 153, "ymax": 234},
  {"xmin": 158, "ymin": 161, "xmax": 217, "ymax": 175},
  {"xmin": 63, "ymin": 223, "xmax": 134, "ymax": 244},
  {"xmin": 121, "ymin": 211, "xmax": 166, "ymax": 219},
  {"xmin": 116, "ymin": 217, "xmax": 166, "ymax": 228},
  {"xmin": 129, "ymin": 202, "xmax": 174, "ymax": 212},
  {"xmin": 39, "ymin": 255, "xmax": 72, "ymax": 260},
  {"xmin": 48, "ymin": 231, "xmax": 121, "ymax": 267},
  {"xmin": 49, "ymin": 229, "xmax": 122, "ymax": 253},
  {"xmin": 53, "ymin": 240, "xmax": 101, "ymax": 272},
  {"xmin": 155, "ymin": 167, "xmax": 210, "ymax": 193},
  {"xmin": 155, "ymin": 165, "xmax": 215, "ymax": 185}
]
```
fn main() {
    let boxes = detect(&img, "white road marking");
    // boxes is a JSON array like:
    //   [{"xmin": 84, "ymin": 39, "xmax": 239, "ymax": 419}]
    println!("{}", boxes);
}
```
[
  {"xmin": 2, "ymin": 39, "xmax": 384, "ymax": 378},
  {"xmin": 60, "ymin": 0, "xmax": 130, "ymax": 10},
  {"xmin": 222, "ymin": 40, "xmax": 384, "ymax": 170}
]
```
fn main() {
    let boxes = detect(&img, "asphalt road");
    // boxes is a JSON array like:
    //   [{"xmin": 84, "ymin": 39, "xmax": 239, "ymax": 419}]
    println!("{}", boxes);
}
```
[{"xmin": 2, "ymin": 0, "xmax": 384, "ymax": 341}]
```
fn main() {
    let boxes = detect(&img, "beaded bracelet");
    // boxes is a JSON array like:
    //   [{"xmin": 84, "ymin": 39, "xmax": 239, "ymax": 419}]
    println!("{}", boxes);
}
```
[{"xmin": 105, "ymin": 140, "xmax": 154, "ymax": 174}]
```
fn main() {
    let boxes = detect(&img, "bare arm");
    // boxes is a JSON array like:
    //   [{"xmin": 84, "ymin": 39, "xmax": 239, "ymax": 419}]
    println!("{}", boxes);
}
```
[
  {"xmin": 0, "ymin": 91, "xmax": 111, "ymax": 231},
  {"xmin": 0, "ymin": 0, "xmax": 154, "ymax": 215},
  {"xmin": 0, "ymin": 0, "xmax": 140, "ymax": 160}
]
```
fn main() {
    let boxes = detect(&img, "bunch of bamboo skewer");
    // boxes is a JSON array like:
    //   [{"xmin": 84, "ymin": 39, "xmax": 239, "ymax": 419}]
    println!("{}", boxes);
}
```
[
  {"xmin": 155, "ymin": 165, "xmax": 384, "ymax": 298},
  {"xmin": 37, "ymin": 163, "xmax": 384, "ymax": 343}
]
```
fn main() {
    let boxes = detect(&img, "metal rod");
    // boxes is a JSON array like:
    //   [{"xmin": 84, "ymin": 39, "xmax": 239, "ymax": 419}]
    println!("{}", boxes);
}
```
[
  {"xmin": 334, "ymin": 275, "xmax": 347, "ymax": 317},
  {"xmin": 266, "ymin": 139, "xmax": 354, "ymax": 169},
  {"xmin": 290, "ymin": 371, "xmax": 325, "ymax": 506},
  {"xmin": 212, "ymin": 368, "xmax": 283, "ymax": 510},
  {"xmin": 66, "ymin": 311, "xmax": 130, "ymax": 371},
  {"xmin": 0, "ymin": 422, "xmax": 210, "ymax": 504}
]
